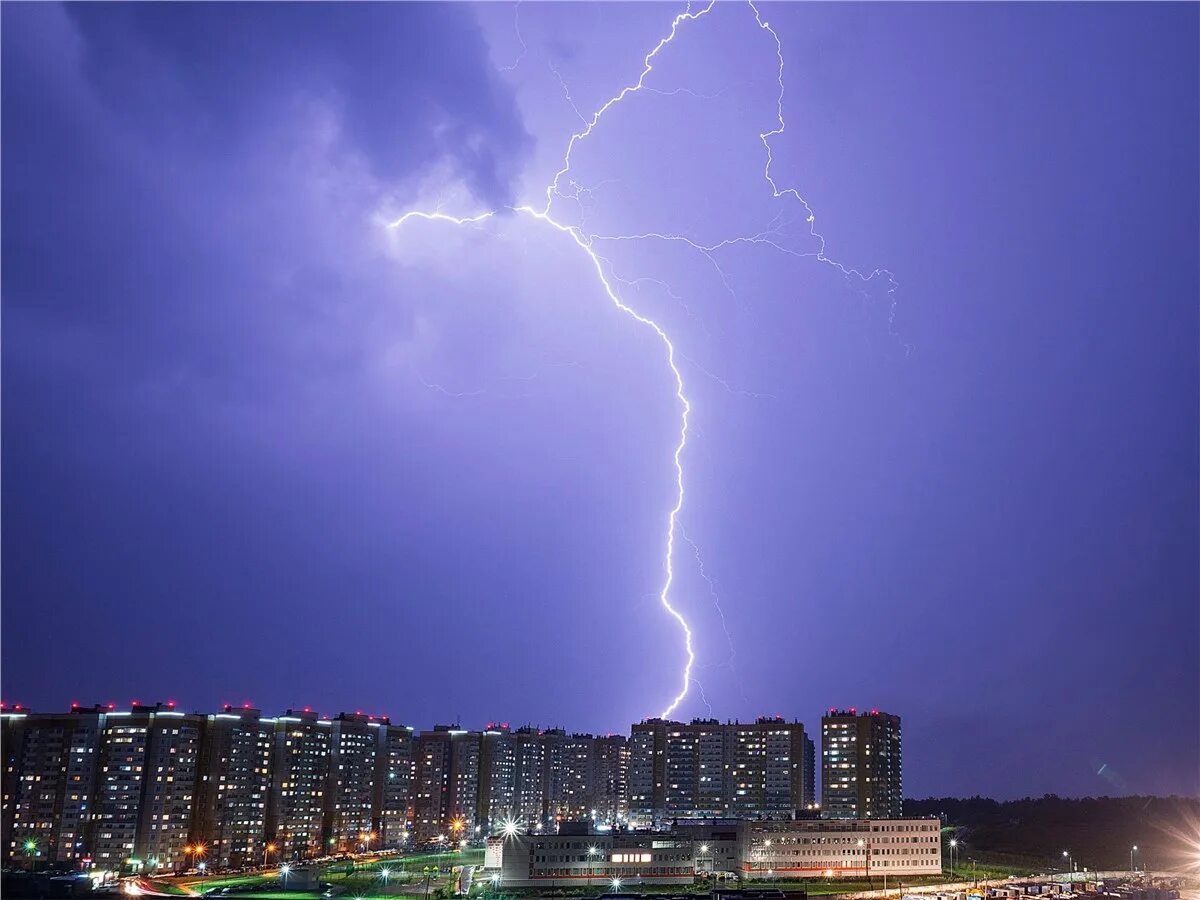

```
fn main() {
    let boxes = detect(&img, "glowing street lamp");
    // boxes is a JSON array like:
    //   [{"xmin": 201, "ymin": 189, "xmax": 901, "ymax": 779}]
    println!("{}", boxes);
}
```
[
  {"xmin": 280, "ymin": 864, "xmax": 292, "ymax": 879},
  {"xmin": 611, "ymin": 878, "xmax": 622, "ymax": 891},
  {"xmin": 1130, "ymin": 846, "xmax": 1138, "ymax": 873}
]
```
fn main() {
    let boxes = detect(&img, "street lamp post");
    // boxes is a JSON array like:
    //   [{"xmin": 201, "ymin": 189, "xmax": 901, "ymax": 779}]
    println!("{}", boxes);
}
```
[
  {"xmin": 1062, "ymin": 851, "xmax": 1072, "ymax": 882},
  {"xmin": 1130, "ymin": 846, "xmax": 1138, "ymax": 874},
  {"xmin": 949, "ymin": 839, "xmax": 958, "ymax": 879}
]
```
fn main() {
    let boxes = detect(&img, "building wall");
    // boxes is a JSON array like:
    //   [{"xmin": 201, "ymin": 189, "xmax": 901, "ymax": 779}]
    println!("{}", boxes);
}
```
[
  {"xmin": 194, "ymin": 709, "xmax": 272, "ymax": 869},
  {"xmin": 821, "ymin": 710, "xmax": 902, "ymax": 820},
  {"xmin": 328, "ymin": 715, "xmax": 379, "ymax": 849},
  {"xmin": 592, "ymin": 735, "xmax": 628, "ymax": 824},
  {"xmin": 3, "ymin": 711, "xmax": 105, "ymax": 867},
  {"xmin": 495, "ymin": 832, "xmax": 696, "ymax": 887},
  {"xmin": 739, "ymin": 819, "xmax": 939, "ymax": 878},
  {"xmin": 136, "ymin": 712, "xmax": 202, "ymax": 869},
  {"xmin": 627, "ymin": 721, "xmax": 666, "ymax": 827},
  {"xmin": 375, "ymin": 724, "xmax": 413, "ymax": 847},
  {"xmin": 490, "ymin": 819, "xmax": 939, "ymax": 887},
  {"xmin": 91, "ymin": 714, "xmax": 150, "ymax": 869},
  {"xmin": 635, "ymin": 717, "xmax": 811, "ymax": 825},
  {"xmin": 266, "ymin": 711, "xmax": 331, "ymax": 860}
]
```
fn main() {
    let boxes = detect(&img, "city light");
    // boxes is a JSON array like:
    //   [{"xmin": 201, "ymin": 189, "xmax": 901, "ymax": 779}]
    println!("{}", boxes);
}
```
[
  {"xmin": 280, "ymin": 864, "xmax": 292, "ymax": 877},
  {"xmin": 699, "ymin": 844, "xmax": 709, "ymax": 854},
  {"xmin": 611, "ymin": 879, "xmax": 622, "ymax": 890},
  {"xmin": 502, "ymin": 818, "xmax": 520, "ymax": 838}
]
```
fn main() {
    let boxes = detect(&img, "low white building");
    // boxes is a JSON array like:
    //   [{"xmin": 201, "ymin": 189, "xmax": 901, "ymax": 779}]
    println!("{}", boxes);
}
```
[
  {"xmin": 741, "ymin": 819, "xmax": 942, "ymax": 879},
  {"xmin": 488, "ymin": 819, "xmax": 941, "ymax": 887},
  {"xmin": 493, "ymin": 831, "xmax": 696, "ymax": 887}
]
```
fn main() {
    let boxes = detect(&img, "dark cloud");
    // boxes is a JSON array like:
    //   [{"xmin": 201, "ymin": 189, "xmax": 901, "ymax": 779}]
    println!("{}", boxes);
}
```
[{"xmin": 63, "ymin": 2, "xmax": 532, "ymax": 205}]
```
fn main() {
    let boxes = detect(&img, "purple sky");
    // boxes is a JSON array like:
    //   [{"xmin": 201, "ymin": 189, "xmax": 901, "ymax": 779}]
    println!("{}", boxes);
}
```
[{"xmin": 3, "ymin": 2, "xmax": 1197, "ymax": 800}]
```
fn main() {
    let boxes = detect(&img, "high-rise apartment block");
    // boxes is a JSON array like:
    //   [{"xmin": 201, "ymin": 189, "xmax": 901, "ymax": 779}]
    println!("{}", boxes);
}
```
[
  {"xmin": 3, "ymin": 702, "xmax": 894, "ymax": 874},
  {"xmin": 820, "ymin": 709, "xmax": 902, "ymax": 819},
  {"xmin": 628, "ymin": 717, "xmax": 814, "ymax": 826},
  {"xmin": 265, "ymin": 709, "xmax": 330, "ymax": 859}
]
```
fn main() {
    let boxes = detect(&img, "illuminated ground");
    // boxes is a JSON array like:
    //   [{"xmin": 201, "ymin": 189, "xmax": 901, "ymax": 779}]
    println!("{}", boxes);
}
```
[
  {"xmin": 159, "ymin": 853, "xmax": 1031, "ymax": 900},
  {"xmin": 156, "ymin": 850, "xmax": 484, "ymax": 898}
]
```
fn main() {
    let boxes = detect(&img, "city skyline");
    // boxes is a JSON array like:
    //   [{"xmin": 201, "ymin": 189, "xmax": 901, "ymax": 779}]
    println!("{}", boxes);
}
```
[{"xmin": 3, "ymin": 0, "xmax": 1197, "ymax": 804}]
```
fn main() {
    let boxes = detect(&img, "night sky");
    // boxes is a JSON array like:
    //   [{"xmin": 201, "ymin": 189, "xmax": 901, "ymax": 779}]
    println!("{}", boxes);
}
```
[{"xmin": 3, "ymin": 3, "xmax": 1197, "ymax": 801}]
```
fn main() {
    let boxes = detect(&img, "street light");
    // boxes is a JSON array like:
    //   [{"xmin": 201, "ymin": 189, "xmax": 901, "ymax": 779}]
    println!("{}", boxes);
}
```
[
  {"xmin": 587, "ymin": 846, "xmax": 598, "ymax": 888},
  {"xmin": 1063, "ymin": 851, "xmax": 1073, "ymax": 882},
  {"xmin": 949, "ymin": 839, "xmax": 958, "ymax": 879},
  {"xmin": 1130, "ymin": 846, "xmax": 1138, "ymax": 873}
]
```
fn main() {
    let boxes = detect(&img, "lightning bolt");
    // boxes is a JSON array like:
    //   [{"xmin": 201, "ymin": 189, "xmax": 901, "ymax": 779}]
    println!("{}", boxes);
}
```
[
  {"xmin": 747, "ymin": 1, "xmax": 902, "ymax": 334},
  {"xmin": 390, "ymin": 0, "xmax": 897, "ymax": 721}
]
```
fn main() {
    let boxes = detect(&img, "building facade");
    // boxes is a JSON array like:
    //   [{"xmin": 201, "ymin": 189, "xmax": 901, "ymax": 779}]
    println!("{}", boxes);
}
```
[
  {"xmin": 1, "ymin": 707, "xmax": 105, "ymax": 866},
  {"xmin": 374, "ymin": 721, "xmax": 413, "ymax": 848},
  {"xmin": 739, "ymin": 818, "xmax": 939, "ymax": 878},
  {"xmin": 488, "ymin": 818, "xmax": 940, "ymax": 887},
  {"xmin": 821, "ymin": 710, "xmax": 902, "ymax": 820},
  {"xmin": 592, "ymin": 735, "xmax": 629, "ymax": 824},
  {"xmin": 90, "ymin": 703, "xmax": 203, "ymax": 872},
  {"xmin": 2, "ymin": 704, "xmax": 882, "ymax": 873},
  {"xmin": 266, "ymin": 709, "xmax": 330, "ymax": 860},
  {"xmin": 194, "ymin": 706, "xmax": 274, "ymax": 869},
  {"xmin": 631, "ymin": 718, "xmax": 814, "ymax": 826}
]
